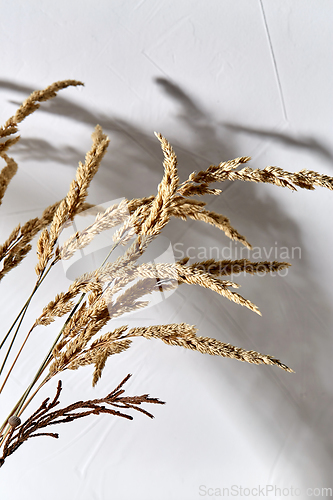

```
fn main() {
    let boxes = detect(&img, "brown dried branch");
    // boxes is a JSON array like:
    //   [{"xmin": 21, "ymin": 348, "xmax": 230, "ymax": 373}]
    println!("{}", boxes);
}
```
[{"xmin": 0, "ymin": 375, "xmax": 164, "ymax": 467}]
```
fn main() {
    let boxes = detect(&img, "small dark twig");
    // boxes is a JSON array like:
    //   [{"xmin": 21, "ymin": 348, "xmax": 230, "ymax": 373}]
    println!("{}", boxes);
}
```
[{"xmin": 0, "ymin": 374, "xmax": 164, "ymax": 467}]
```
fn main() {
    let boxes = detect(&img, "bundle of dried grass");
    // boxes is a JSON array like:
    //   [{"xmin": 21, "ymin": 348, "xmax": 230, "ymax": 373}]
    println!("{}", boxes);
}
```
[{"xmin": 0, "ymin": 80, "xmax": 332, "ymax": 466}]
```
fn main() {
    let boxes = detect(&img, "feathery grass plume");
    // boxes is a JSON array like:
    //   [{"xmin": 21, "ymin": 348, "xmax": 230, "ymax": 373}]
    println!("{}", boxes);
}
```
[
  {"xmin": 177, "ymin": 156, "xmax": 251, "ymax": 195},
  {"xmin": 62, "ymin": 322, "xmax": 292, "ymax": 387},
  {"xmin": 130, "ymin": 262, "xmax": 260, "ymax": 314},
  {"xmin": 59, "ymin": 199, "xmax": 129, "ymax": 260},
  {"xmin": 34, "ymin": 272, "xmax": 104, "ymax": 327},
  {"xmin": 0, "ymin": 201, "xmax": 94, "ymax": 282},
  {"xmin": 0, "ymin": 80, "xmax": 87, "ymax": 279},
  {"xmin": 0, "ymin": 80, "xmax": 83, "ymax": 201},
  {"xmin": 0, "ymin": 226, "xmax": 21, "ymax": 262},
  {"xmin": 48, "ymin": 284, "xmax": 115, "ymax": 376},
  {"xmin": 34, "ymin": 295, "xmax": 77, "ymax": 327},
  {"xmin": 0, "ymin": 154, "xmax": 18, "ymax": 206},
  {"xmin": 0, "ymin": 80, "xmax": 83, "ymax": 140},
  {"xmin": 0, "ymin": 244, "xmax": 32, "ymax": 281},
  {"xmin": 35, "ymin": 125, "xmax": 109, "ymax": 277},
  {"xmin": 0, "ymin": 136, "xmax": 21, "ymax": 156},
  {"xmin": 115, "ymin": 193, "xmax": 251, "ymax": 251},
  {"xmin": 175, "ymin": 203, "xmax": 252, "ymax": 249},
  {"xmin": 188, "ymin": 160, "xmax": 333, "ymax": 192},
  {"xmin": 0, "ymin": 376, "xmax": 164, "ymax": 467},
  {"xmin": 123, "ymin": 323, "xmax": 293, "ymax": 372},
  {"xmin": 140, "ymin": 132, "xmax": 179, "ymax": 236},
  {"xmin": 114, "ymin": 132, "xmax": 179, "ymax": 248}
]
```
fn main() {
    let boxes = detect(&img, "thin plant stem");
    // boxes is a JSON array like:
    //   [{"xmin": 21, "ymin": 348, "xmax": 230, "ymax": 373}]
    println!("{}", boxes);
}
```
[
  {"xmin": 0, "ymin": 293, "xmax": 85, "ymax": 442},
  {"xmin": 0, "ymin": 262, "xmax": 54, "ymax": 352},
  {"xmin": 0, "ymin": 236, "xmax": 126, "ymax": 444},
  {"xmin": 1, "ymin": 234, "xmax": 24, "ymax": 259},
  {"xmin": 0, "ymin": 286, "xmax": 37, "ymax": 351},
  {"xmin": 0, "ymin": 262, "xmax": 56, "ymax": 382}
]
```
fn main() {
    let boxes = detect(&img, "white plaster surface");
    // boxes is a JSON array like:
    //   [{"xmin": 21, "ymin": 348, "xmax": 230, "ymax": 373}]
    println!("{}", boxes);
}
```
[{"xmin": 0, "ymin": 1, "xmax": 332, "ymax": 499}]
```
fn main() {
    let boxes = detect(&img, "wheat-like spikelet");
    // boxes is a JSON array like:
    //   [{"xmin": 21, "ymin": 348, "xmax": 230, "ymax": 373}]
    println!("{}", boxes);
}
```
[
  {"xmin": 0, "ymin": 244, "xmax": 32, "ymax": 281},
  {"xmin": 91, "ymin": 339, "xmax": 133, "ymax": 386},
  {"xmin": 0, "ymin": 226, "xmax": 21, "ymax": 262},
  {"xmin": 0, "ymin": 154, "xmax": 18, "ymax": 206},
  {"xmin": 61, "ymin": 322, "xmax": 292, "ymax": 387},
  {"xmin": 35, "ymin": 293, "xmax": 77, "ymax": 327},
  {"xmin": 0, "ymin": 80, "xmax": 83, "ymax": 140},
  {"xmin": 0, "ymin": 80, "xmax": 83, "ymax": 204},
  {"xmin": 35, "ymin": 125, "xmax": 109, "ymax": 277},
  {"xmin": 0, "ymin": 81, "xmax": 93, "ymax": 280},
  {"xmin": 114, "ymin": 195, "xmax": 251, "ymax": 250},
  {"xmin": 0, "ymin": 136, "xmax": 20, "ymax": 156},
  {"xmin": 123, "ymin": 323, "xmax": 293, "ymax": 371},
  {"xmin": 131, "ymin": 262, "xmax": 260, "ymax": 314},
  {"xmin": 0, "ymin": 201, "xmax": 95, "ymax": 282},
  {"xmin": 177, "ymin": 153, "xmax": 333, "ymax": 192},
  {"xmin": 59, "ymin": 199, "xmax": 129, "ymax": 260},
  {"xmin": 114, "ymin": 133, "xmax": 179, "ymax": 248},
  {"xmin": 177, "ymin": 156, "xmax": 251, "ymax": 194},
  {"xmin": 140, "ymin": 132, "xmax": 179, "ymax": 236},
  {"xmin": 175, "ymin": 202, "xmax": 252, "ymax": 248},
  {"xmin": 197, "ymin": 163, "xmax": 333, "ymax": 191}
]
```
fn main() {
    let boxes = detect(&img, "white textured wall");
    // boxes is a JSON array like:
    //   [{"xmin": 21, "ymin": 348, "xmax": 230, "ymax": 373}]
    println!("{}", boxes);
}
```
[{"xmin": 1, "ymin": 2, "xmax": 332, "ymax": 499}]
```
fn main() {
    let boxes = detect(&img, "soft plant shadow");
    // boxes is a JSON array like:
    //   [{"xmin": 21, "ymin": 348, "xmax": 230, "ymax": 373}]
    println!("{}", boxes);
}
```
[{"xmin": 224, "ymin": 122, "xmax": 333, "ymax": 164}]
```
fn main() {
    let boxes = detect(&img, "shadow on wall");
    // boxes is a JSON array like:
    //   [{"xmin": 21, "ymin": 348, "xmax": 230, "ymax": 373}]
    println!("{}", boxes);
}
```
[{"xmin": 0, "ymin": 77, "xmax": 332, "ymax": 486}]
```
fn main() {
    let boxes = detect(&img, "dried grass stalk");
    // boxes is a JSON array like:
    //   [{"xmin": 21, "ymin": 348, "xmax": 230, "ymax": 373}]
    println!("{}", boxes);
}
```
[
  {"xmin": 114, "ymin": 133, "xmax": 179, "ymax": 247},
  {"xmin": 124, "ymin": 322, "xmax": 293, "ymax": 371},
  {"xmin": 187, "ymin": 160, "xmax": 333, "ymax": 192},
  {"xmin": 0, "ymin": 80, "xmax": 83, "ymax": 140},
  {"xmin": 132, "ymin": 262, "xmax": 260, "ymax": 314},
  {"xmin": 0, "ymin": 201, "xmax": 94, "ymax": 282},
  {"xmin": 0, "ymin": 80, "xmax": 87, "ymax": 279},
  {"xmin": 59, "ymin": 322, "xmax": 292, "ymax": 388},
  {"xmin": 59, "ymin": 199, "xmax": 129, "ymax": 260},
  {"xmin": 0, "ymin": 154, "xmax": 18, "ymax": 206},
  {"xmin": 35, "ymin": 125, "xmax": 109, "ymax": 277},
  {"xmin": 177, "ymin": 156, "xmax": 251, "ymax": 194},
  {"xmin": 175, "ymin": 203, "xmax": 252, "ymax": 249}
]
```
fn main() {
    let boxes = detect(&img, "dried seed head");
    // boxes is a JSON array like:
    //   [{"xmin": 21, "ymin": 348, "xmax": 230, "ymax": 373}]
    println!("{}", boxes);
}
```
[{"xmin": 8, "ymin": 415, "xmax": 21, "ymax": 428}]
